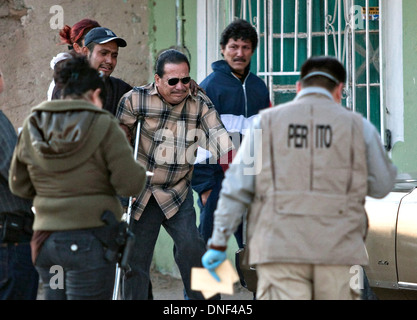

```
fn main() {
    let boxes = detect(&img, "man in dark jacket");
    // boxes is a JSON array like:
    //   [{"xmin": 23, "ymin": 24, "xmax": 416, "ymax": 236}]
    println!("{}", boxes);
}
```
[
  {"xmin": 0, "ymin": 68, "xmax": 39, "ymax": 300},
  {"xmin": 192, "ymin": 19, "xmax": 270, "ymax": 248},
  {"xmin": 52, "ymin": 27, "xmax": 132, "ymax": 116},
  {"xmin": 82, "ymin": 27, "xmax": 132, "ymax": 115}
]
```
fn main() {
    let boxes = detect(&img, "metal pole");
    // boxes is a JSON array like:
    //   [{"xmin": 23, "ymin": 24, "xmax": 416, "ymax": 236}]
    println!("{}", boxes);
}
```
[
  {"xmin": 256, "ymin": 0, "xmax": 261, "ymax": 77},
  {"xmin": 268, "ymin": 0, "xmax": 273, "ymax": 104},
  {"xmin": 324, "ymin": 0, "xmax": 328, "ymax": 56},
  {"xmin": 352, "ymin": 0, "xmax": 357, "ymax": 112},
  {"xmin": 294, "ymin": 0, "xmax": 299, "ymax": 71},
  {"xmin": 378, "ymin": 0, "xmax": 385, "ymax": 142},
  {"xmin": 365, "ymin": 0, "xmax": 371, "ymax": 121},
  {"xmin": 307, "ymin": 0, "xmax": 313, "ymax": 58},
  {"xmin": 338, "ymin": 0, "xmax": 342, "ymax": 60},
  {"xmin": 176, "ymin": 0, "xmax": 185, "ymax": 49},
  {"xmin": 263, "ymin": 0, "xmax": 269, "ymax": 102},
  {"xmin": 280, "ymin": 0, "xmax": 284, "ymax": 72},
  {"xmin": 126, "ymin": 121, "xmax": 142, "ymax": 225},
  {"xmin": 112, "ymin": 119, "xmax": 142, "ymax": 300}
]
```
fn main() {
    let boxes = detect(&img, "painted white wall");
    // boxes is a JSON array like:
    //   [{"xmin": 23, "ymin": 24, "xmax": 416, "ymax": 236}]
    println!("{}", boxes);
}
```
[
  {"xmin": 196, "ymin": 0, "xmax": 231, "ymax": 83},
  {"xmin": 381, "ymin": 0, "xmax": 404, "ymax": 148}
]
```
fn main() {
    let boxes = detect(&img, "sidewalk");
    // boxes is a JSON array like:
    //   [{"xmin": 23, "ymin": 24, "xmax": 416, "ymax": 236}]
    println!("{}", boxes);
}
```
[
  {"xmin": 150, "ymin": 269, "xmax": 254, "ymax": 300},
  {"xmin": 36, "ymin": 268, "xmax": 254, "ymax": 300}
]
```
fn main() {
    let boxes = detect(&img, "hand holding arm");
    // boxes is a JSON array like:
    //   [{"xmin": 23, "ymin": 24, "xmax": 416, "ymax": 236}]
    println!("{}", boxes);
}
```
[{"xmin": 189, "ymin": 79, "xmax": 206, "ymax": 96}]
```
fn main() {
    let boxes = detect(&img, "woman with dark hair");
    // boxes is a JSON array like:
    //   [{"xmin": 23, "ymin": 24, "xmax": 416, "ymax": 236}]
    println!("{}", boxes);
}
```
[
  {"xmin": 48, "ymin": 19, "xmax": 101, "ymax": 100},
  {"xmin": 9, "ymin": 56, "xmax": 146, "ymax": 300}
]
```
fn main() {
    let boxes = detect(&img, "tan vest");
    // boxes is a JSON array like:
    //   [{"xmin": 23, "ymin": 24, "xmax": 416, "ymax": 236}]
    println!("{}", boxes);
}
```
[{"xmin": 247, "ymin": 93, "xmax": 369, "ymax": 266}]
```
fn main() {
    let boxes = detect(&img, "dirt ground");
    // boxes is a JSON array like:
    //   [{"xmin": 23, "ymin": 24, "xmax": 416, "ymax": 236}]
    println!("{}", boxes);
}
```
[
  {"xmin": 36, "ymin": 267, "xmax": 254, "ymax": 300},
  {"xmin": 150, "ymin": 268, "xmax": 254, "ymax": 300}
]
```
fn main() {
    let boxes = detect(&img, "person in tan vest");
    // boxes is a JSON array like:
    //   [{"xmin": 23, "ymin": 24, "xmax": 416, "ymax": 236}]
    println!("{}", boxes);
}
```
[{"xmin": 201, "ymin": 56, "xmax": 397, "ymax": 300}]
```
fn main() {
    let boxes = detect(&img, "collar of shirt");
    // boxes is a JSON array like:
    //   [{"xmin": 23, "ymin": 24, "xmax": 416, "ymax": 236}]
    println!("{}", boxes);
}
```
[
  {"xmin": 149, "ymin": 82, "xmax": 193, "ymax": 106},
  {"xmin": 295, "ymin": 86, "xmax": 335, "ymax": 102}
]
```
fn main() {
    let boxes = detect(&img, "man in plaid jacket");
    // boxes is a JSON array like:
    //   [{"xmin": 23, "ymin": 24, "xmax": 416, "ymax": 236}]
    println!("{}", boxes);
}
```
[{"xmin": 117, "ymin": 49, "xmax": 233, "ymax": 300}]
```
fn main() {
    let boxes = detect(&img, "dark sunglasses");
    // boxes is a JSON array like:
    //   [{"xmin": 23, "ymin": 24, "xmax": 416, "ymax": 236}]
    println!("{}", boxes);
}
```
[{"xmin": 167, "ymin": 77, "xmax": 191, "ymax": 86}]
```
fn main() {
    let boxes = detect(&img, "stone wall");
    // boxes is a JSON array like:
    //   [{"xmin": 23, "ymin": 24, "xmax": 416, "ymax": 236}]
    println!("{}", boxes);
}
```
[{"xmin": 0, "ymin": 0, "xmax": 150, "ymax": 129}]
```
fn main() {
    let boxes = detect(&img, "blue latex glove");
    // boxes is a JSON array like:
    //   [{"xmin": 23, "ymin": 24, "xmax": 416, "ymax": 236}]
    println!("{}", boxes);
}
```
[{"xmin": 201, "ymin": 249, "xmax": 227, "ymax": 282}]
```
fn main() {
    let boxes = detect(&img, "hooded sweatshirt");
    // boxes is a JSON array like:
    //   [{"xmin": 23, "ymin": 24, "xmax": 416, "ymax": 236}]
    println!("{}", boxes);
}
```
[
  {"xmin": 192, "ymin": 59, "xmax": 270, "ymax": 194},
  {"xmin": 9, "ymin": 99, "xmax": 146, "ymax": 231}
]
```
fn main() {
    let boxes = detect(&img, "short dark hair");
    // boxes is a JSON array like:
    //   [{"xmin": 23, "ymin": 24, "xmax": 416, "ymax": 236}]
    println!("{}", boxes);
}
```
[
  {"xmin": 220, "ymin": 19, "xmax": 258, "ymax": 51},
  {"xmin": 300, "ymin": 56, "xmax": 346, "ymax": 91},
  {"xmin": 155, "ymin": 49, "xmax": 190, "ymax": 77},
  {"xmin": 54, "ymin": 55, "xmax": 106, "ymax": 102}
]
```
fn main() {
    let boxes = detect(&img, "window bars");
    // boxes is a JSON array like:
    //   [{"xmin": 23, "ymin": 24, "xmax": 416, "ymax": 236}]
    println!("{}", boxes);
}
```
[{"xmin": 233, "ymin": 0, "xmax": 383, "ymax": 137}]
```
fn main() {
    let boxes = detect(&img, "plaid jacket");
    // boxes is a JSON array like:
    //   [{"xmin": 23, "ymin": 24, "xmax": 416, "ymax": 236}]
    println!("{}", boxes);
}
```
[
  {"xmin": 0, "ymin": 111, "xmax": 32, "ymax": 215},
  {"xmin": 116, "ymin": 83, "xmax": 233, "ymax": 220}
]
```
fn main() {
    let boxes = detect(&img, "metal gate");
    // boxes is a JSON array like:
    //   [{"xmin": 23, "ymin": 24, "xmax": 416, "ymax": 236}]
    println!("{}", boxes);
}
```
[
  {"xmin": 197, "ymin": 0, "xmax": 388, "ymax": 145},
  {"xmin": 230, "ymin": 0, "xmax": 384, "ymax": 135}
]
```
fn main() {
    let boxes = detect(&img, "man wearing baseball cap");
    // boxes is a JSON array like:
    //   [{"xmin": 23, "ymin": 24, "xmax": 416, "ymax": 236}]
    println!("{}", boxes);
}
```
[
  {"xmin": 78, "ymin": 27, "xmax": 131, "ymax": 115},
  {"xmin": 84, "ymin": 27, "xmax": 127, "ymax": 48}
]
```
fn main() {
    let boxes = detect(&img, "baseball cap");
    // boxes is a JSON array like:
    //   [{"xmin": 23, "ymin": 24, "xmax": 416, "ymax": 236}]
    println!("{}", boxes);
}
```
[{"xmin": 84, "ymin": 27, "xmax": 127, "ymax": 47}]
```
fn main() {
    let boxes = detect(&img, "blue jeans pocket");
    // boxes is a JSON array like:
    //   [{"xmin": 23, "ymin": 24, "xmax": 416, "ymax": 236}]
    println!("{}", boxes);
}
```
[
  {"xmin": 35, "ymin": 229, "xmax": 115, "ymax": 299},
  {"xmin": 53, "ymin": 235, "xmax": 101, "ymax": 269},
  {"xmin": 37, "ymin": 229, "xmax": 114, "ymax": 271}
]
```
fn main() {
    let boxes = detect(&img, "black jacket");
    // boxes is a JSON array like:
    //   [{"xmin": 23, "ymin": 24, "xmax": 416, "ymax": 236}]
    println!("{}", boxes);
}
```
[
  {"xmin": 52, "ymin": 76, "xmax": 132, "ymax": 116},
  {"xmin": 103, "ymin": 76, "xmax": 132, "ymax": 115}
]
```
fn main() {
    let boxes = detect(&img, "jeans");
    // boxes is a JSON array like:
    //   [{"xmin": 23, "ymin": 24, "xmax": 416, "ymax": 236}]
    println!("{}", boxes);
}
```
[
  {"xmin": 35, "ymin": 229, "xmax": 116, "ymax": 300},
  {"xmin": 197, "ymin": 178, "xmax": 244, "ymax": 248},
  {"xmin": 361, "ymin": 269, "xmax": 378, "ymax": 300},
  {"xmin": 122, "ymin": 190, "xmax": 206, "ymax": 300},
  {"xmin": 0, "ymin": 242, "xmax": 39, "ymax": 300}
]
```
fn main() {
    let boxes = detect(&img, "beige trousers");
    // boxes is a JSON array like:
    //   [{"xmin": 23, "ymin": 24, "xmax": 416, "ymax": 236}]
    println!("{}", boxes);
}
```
[{"xmin": 256, "ymin": 263, "xmax": 361, "ymax": 300}]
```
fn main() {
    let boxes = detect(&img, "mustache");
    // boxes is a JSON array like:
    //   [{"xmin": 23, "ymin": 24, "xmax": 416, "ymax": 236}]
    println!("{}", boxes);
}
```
[{"xmin": 233, "ymin": 58, "xmax": 246, "ymax": 62}]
